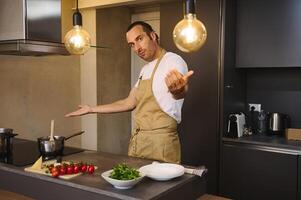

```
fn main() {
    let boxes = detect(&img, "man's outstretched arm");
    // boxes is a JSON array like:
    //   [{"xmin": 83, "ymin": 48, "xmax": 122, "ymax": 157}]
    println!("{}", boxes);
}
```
[{"xmin": 65, "ymin": 87, "xmax": 138, "ymax": 117}]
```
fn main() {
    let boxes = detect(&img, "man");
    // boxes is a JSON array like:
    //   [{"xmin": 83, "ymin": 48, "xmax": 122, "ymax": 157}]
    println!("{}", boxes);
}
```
[{"xmin": 66, "ymin": 21, "xmax": 193, "ymax": 163}]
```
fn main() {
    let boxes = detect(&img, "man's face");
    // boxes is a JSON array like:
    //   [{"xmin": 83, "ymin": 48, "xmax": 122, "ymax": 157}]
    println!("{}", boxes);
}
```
[{"xmin": 126, "ymin": 25, "xmax": 157, "ymax": 62}]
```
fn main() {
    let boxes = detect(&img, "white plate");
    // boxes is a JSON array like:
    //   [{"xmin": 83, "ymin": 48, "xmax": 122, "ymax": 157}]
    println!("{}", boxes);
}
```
[
  {"xmin": 139, "ymin": 163, "xmax": 184, "ymax": 181},
  {"xmin": 101, "ymin": 169, "xmax": 145, "ymax": 189}
]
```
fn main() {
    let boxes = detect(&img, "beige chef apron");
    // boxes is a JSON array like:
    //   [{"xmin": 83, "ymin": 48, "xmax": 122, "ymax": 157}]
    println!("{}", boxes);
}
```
[{"xmin": 128, "ymin": 50, "xmax": 181, "ymax": 163}]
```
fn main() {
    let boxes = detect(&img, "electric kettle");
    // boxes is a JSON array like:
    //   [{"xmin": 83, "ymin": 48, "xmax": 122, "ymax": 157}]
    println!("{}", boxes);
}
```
[{"xmin": 267, "ymin": 112, "xmax": 290, "ymax": 135}]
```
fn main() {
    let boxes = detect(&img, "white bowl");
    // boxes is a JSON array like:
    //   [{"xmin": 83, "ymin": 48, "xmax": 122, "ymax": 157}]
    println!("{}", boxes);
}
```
[
  {"xmin": 139, "ymin": 163, "xmax": 184, "ymax": 181},
  {"xmin": 101, "ymin": 169, "xmax": 144, "ymax": 189}
]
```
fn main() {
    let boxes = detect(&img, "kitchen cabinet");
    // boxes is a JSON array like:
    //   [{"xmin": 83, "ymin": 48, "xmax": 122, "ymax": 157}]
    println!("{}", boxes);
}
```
[
  {"xmin": 221, "ymin": 0, "xmax": 301, "ymax": 199},
  {"xmin": 235, "ymin": 0, "xmax": 301, "ymax": 68},
  {"xmin": 299, "ymin": 157, "xmax": 301, "ymax": 200},
  {"xmin": 220, "ymin": 142, "xmax": 298, "ymax": 200}
]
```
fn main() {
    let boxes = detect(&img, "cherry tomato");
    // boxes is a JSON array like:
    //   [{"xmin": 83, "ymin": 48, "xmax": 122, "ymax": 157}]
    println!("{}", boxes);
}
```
[
  {"xmin": 60, "ymin": 166, "xmax": 66, "ymax": 175},
  {"xmin": 67, "ymin": 165, "xmax": 74, "ymax": 174},
  {"xmin": 87, "ymin": 165, "xmax": 95, "ymax": 174},
  {"xmin": 81, "ymin": 164, "xmax": 87, "ymax": 173},
  {"xmin": 51, "ymin": 167, "xmax": 60, "ymax": 178},
  {"xmin": 51, "ymin": 166, "xmax": 59, "ymax": 174},
  {"xmin": 51, "ymin": 170, "xmax": 59, "ymax": 178},
  {"xmin": 74, "ymin": 165, "xmax": 80, "ymax": 174}
]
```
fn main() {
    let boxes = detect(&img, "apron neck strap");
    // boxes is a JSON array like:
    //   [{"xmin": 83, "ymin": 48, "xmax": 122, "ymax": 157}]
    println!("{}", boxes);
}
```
[{"xmin": 150, "ymin": 49, "xmax": 166, "ymax": 80}]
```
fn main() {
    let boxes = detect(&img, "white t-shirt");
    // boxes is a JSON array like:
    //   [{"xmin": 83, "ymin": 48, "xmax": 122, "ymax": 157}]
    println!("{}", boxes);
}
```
[{"xmin": 134, "ymin": 52, "xmax": 188, "ymax": 123}]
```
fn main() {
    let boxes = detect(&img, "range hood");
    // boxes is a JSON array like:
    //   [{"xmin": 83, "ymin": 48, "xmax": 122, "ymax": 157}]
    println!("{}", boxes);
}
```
[{"xmin": 0, "ymin": 0, "xmax": 69, "ymax": 56}]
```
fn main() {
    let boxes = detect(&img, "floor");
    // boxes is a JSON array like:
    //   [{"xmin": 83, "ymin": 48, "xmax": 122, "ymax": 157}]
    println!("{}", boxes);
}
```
[
  {"xmin": 199, "ymin": 194, "xmax": 231, "ymax": 200},
  {"xmin": 0, "ymin": 189, "xmax": 231, "ymax": 200},
  {"xmin": 0, "ymin": 189, "xmax": 33, "ymax": 200}
]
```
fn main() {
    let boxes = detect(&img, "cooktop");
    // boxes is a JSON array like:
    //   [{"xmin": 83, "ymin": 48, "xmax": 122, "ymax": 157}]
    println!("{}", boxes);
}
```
[{"xmin": 0, "ymin": 138, "xmax": 84, "ymax": 167}]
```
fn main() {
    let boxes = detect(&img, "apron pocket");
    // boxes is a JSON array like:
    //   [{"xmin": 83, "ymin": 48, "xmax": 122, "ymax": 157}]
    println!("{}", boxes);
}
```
[
  {"xmin": 129, "ymin": 130, "xmax": 181, "ymax": 163},
  {"xmin": 163, "ymin": 134, "xmax": 181, "ymax": 163}
]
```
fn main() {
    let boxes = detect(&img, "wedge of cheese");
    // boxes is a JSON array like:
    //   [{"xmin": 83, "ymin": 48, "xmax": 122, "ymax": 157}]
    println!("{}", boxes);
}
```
[{"xmin": 31, "ymin": 156, "xmax": 43, "ymax": 170}]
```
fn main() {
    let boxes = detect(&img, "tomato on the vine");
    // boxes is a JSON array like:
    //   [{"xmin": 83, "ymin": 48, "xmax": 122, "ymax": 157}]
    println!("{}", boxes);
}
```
[
  {"xmin": 60, "ymin": 166, "xmax": 66, "ymax": 175},
  {"xmin": 51, "ymin": 166, "xmax": 59, "ymax": 173},
  {"xmin": 67, "ymin": 165, "xmax": 74, "ymax": 174},
  {"xmin": 81, "ymin": 164, "xmax": 87, "ymax": 173},
  {"xmin": 51, "ymin": 170, "xmax": 59, "ymax": 178},
  {"xmin": 73, "ymin": 165, "xmax": 80, "ymax": 174},
  {"xmin": 51, "ymin": 167, "xmax": 60, "ymax": 178},
  {"xmin": 45, "ymin": 161, "xmax": 95, "ymax": 178},
  {"xmin": 87, "ymin": 165, "xmax": 95, "ymax": 174}
]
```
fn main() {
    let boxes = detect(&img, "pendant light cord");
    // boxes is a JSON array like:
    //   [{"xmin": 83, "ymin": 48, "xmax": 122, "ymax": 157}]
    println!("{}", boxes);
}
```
[
  {"xmin": 185, "ymin": 0, "xmax": 196, "ymax": 14},
  {"xmin": 73, "ymin": 0, "xmax": 82, "ymax": 26}
]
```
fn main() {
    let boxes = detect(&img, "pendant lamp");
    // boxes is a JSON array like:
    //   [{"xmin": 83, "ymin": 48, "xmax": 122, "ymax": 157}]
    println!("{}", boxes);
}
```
[
  {"xmin": 64, "ymin": 0, "xmax": 91, "ymax": 55},
  {"xmin": 173, "ymin": 0, "xmax": 207, "ymax": 53}
]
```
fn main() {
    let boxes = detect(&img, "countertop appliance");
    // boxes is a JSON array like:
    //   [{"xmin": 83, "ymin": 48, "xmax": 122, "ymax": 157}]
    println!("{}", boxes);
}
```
[
  {"xmin": 0, "ymin": 0, "xmax": 68, "ymax": 56},
  {"xmin": 227, "ymin": 113, "xmax": 246, "ymax": 138},
  {"xmin": 0, "ymin": 128, "xmax": 18, "ymax": 162},
  {"xmin": 0, "ymin": 138, "xmax": 83, "ymax": 166},
  {"xmin": 268, "ymin": 112, "xmax": 290, "ymax": 135}
]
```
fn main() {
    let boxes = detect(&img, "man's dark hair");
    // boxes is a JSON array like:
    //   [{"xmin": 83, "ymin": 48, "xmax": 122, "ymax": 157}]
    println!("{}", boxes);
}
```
[{"xmin": 127, "ymin": 21, "xmax": 159, "ymax": 42}]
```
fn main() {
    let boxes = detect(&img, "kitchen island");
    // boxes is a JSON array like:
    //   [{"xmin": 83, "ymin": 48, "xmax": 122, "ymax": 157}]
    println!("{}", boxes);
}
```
[{"xmin": 0, "ymin": 151, "xmax": 206, "ymax": 200}]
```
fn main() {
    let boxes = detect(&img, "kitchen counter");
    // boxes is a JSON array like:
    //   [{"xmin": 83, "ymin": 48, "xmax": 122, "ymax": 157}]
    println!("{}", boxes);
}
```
[
  {"xmin": 0, "ymin": 151, "xmax": 206, "ymax": 200},
  {"xmin": 223, "ymin": 134, "xmax": 301, "ymax": 154}
]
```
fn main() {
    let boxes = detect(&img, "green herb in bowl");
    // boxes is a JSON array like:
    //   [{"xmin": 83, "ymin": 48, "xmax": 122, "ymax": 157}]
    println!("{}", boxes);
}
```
[{"xmin": 109, "ymin": 163, "xmax": 140, "ymax": 180}]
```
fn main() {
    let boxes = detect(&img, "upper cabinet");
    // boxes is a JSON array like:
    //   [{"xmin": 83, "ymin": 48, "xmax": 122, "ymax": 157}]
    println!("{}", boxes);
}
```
[{"xmin": 235, "ymin": 0, "xmax": 301, "ymax": 68}]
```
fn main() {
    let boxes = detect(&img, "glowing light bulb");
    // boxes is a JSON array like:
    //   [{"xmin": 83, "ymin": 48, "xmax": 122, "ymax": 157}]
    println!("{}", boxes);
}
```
[
  {"xmin": 173, "ymin": 0, "xmax": 207, "ymax": 53},
  {"xmin": 64, "ymin": 25, "xmax": 91, "ymax": 55},
  {"xmin": 64, "ymin": 1, "xmax": 91, "ymax": 55}
]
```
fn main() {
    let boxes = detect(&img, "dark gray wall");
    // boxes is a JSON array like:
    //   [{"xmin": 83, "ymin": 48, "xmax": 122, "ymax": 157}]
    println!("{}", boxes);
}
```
[
  {"xmin": 161, "ymin": 0, "xmax": 221, "ymax": 194},
  {"xmin": 246, "ymin": 68, "xmax": 301, "ymax": 128},
  {"xmin": 222, "ymin": 0, "xmax": 246, "ymax": 134},
  {"xmin": 96, "ymin": 7, "xmax": 132, "ymax": 155},
  {"xmin": 230, "ymin": 0, "xmax": 301, "ymax": 128}
]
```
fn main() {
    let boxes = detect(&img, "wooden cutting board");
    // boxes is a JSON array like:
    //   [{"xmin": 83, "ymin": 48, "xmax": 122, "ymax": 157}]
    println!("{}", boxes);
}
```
[
  {"xmin": 24, "ymin": 157, "xmax": 96, "ymax": 180},
  {"xmin": 24, "ymin": 166, "xmax": 81, "ymax": 180}
]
